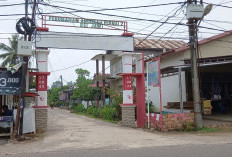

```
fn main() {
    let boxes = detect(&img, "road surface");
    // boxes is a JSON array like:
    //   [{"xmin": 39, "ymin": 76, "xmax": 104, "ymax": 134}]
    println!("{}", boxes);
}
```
[
  {"xmin": 2, "ymin": 144, "xmax": 232, "ymax": 157},
  {"xmin": 0, "ymin": 108, "xmax": 232, "ymax": 156}
]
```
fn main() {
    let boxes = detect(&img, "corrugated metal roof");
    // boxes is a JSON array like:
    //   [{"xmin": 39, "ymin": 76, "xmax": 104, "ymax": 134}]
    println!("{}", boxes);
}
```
[{"xmin": 134, "ymin": 38, "xmax": 186, "ymax": 50}]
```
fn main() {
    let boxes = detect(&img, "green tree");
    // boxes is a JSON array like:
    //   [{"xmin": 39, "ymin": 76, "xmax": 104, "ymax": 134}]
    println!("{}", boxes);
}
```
[
  {"xmin": 72, "ymin": 68, "xmax": 100, "ymax": 101},
  {"xmin": 0, "ymin": 35, "xmax": 23, "ymax": 67},
  {"xmin": 51, "ymin": 80, "xmax": 62, "ymax": 89}
]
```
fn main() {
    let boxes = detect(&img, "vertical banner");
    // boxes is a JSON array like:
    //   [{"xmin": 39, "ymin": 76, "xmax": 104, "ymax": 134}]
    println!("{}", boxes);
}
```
[
  {"xmin": 123, "ymin": 75, "xmax": 133, "ymax": 90},
  {"xmin": 36, "ymin": 75, "xmax": 47, "ymax": 91},
  {"xmin": 147, "ymin": 60, "xmax": 159, "ymax": 87}
]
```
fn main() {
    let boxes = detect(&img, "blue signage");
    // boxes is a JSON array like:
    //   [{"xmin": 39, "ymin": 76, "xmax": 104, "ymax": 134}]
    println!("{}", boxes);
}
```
[
  {"xmin": 0, "ymin": 70, "xmax": 21, "ymax": 95},
  {"xmin": 147, "ymin": 61, "xmax": 159, "ymax": 87}
]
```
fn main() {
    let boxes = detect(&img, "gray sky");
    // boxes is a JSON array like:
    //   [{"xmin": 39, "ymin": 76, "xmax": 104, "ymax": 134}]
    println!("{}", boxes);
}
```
[{"xmin": 0, "ymin": 0, "xmax": 232, "ymax": 86}]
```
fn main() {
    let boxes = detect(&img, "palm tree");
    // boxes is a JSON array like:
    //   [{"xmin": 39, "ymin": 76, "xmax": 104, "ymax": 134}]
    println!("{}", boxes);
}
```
[{"xmin": 0, "ymin": 35, "xmax": 23, "ymax": 67}]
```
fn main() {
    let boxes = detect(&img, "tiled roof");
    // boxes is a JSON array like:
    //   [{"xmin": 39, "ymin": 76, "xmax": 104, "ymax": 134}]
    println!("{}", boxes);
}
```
[{"xmin": 134, "ymin": 38, "xmax": 186, "ymax": 50}]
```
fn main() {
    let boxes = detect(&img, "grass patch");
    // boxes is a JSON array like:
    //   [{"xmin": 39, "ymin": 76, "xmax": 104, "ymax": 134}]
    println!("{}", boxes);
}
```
[
  {"xmin": 182, "ymin": 122, "xmax": 219, "ymax": 133},
  {"xmin": 197, "ymin": 127, "xmax": 219, "ymax": 133},
  {"xmin": 72, "ymin": 104, "xmax": 119, "ymax": 123}
]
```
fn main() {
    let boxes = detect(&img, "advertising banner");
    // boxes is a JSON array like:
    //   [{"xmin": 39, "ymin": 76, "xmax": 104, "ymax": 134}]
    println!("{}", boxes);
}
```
[
  {"xmin": 0, "ymin": 70, "xmax": 22, "ymax": 95},
  {"xmin": 147, "ymin": 60, "xmax": 160, "ymax": 87}
]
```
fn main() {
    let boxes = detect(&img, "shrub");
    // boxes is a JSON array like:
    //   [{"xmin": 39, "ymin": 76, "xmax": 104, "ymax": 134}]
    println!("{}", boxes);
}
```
[
  {"xmin": 73, "ymin": 104, "xmax": 85, "ymax": 113},
  {"xmin": 146, "ymin": 101, "xmax": 155, "ymax": 113},
  {"xmin": 183, "ymin": 122, "xmax": 197, "ymax": 132},
  {"xmin": 86, "ymin": 106, "xmax": 102, "ymax": 118},
  {"xmin": 92, "ymin": 107, "xmax": 102, "ymax": 118},
  {"xmin": 102, "ymin": 106, "xmax": 116, "ymax": 121},
  {"xmin": 86, "ymin": 106, "xmax": 94, "ymax": 115}
]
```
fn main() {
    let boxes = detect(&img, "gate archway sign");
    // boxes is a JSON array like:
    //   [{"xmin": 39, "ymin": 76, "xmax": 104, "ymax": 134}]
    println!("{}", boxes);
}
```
[
  {"xmin": 34, "ymin": 15, "xmax": 145, "ymax": 128},
  {"xmin": 35, "ymin": 31, "xmax": 134, "ymax": 51}
]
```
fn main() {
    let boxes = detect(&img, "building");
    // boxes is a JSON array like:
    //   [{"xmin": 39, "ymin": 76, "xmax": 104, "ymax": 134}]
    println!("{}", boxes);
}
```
[
  {"xmin": 150, "ymin": 30, "xmax": 232, "ymax": 116},
  {"xmin": 107, "ymin": 38, "xmax": 186, "ymax": 90}
]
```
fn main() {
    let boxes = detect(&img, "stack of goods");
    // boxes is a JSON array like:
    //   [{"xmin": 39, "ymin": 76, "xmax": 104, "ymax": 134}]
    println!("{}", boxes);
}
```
[{"xmin": 203, "ymin": 100, "xmax": 212, "ymax": 115}]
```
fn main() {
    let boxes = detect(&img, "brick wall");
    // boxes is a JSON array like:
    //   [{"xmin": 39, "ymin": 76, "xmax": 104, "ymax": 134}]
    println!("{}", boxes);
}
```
[
  {"xmin": 121, "ymin": 105, "xmax": 136, "ymax": 127},
  {"xmin": 35, "ymin": 108, "xmax": 48, "ymax": 131},
  {"xmin": 146, "ymin": 113, "xmax": 195, "ymax": 131},
  {"xmin": 162, "ymin": 113, "xmax": 194, "ymax": 131}
]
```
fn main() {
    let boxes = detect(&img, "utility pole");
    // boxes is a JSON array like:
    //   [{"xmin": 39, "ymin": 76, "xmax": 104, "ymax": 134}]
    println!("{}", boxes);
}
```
[
  {"xmin": 60, "ymin": 75, "xmax": 63, "ymax": 88},
  {"xmin": 187, "ymin": 0, "xmax": 203, "ymax": 127},
  {"xmin": 18, "ymin": 0, "xmax": 29, "ymax": 136},
  {"xmin": 14, "ymin": 0, "xmax": 37, "ymax": 137}
]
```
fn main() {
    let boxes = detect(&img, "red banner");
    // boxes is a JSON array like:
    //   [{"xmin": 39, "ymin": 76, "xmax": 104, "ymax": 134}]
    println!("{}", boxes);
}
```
[
  {"xmin": 37, "ymin": 75, "xmax": 47, "ymax": 91},
  {"xmin": 123, "ymin": 75, "xmax": 133, "ymax": 90}
]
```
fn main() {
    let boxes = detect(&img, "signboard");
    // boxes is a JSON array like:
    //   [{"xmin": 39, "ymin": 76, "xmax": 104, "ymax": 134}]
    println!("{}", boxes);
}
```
[
  {"xmin": 0, "ymin": 71, "xmax": 21, "ymax": 95},
  {"xmin": 123, "ymin": 75, "xmax": 133, "ymax": 90},
  {"xmin": 35, "ymin": 31, "xmax": 134, "ymax": 51},
  {"xmin": 17, "ymin": 41, "xmax": 32, "ymax": 56},
  {"xmin": 147, "ymin": 60, "xmax": 160, "ymax": 87},
  {"xmin": 37, "ymin": 75, "xmax": 47, "ymax": 91},
  {"xmin": 42, "ymin": 15, "xmax": 127, "ymax": 32}
]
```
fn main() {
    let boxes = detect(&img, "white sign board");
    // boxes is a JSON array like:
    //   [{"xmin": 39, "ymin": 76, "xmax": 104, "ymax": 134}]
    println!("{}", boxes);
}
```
[
  {"xmin": 36, "ymin": 31, "xmax": 134, "ymax": 51},
  {"xmin": 17, "ymin": 41, "xmax": 32, "ymax": 56}
]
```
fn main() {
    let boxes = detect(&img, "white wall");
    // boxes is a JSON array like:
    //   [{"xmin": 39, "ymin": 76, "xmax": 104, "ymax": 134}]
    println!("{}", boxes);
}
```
[
  {"xmin": 161, "ymin": 52, "xmax": 185, "ymax": 69},
  {"xmin": 147, "ymin": 72, "xmax": 186, "ymax": 111}
]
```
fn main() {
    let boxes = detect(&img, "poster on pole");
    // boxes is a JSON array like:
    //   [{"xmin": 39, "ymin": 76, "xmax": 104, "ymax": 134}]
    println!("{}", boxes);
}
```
[{"xmin": 147, "ymin": 60, "xmax": 160, "ymax": 87}]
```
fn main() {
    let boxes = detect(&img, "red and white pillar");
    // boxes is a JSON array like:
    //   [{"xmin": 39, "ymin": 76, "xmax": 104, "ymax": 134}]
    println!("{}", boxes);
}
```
[
  {"xmin": 120, "ymin": 52, "xmax": 146, "ymax": 128},
  {"xmin": 120, "ymin": 53, "xmax": 136, "ymax": 127},
  {"xmin": 30, "ymin": 49, "xmax": 50, "ymax": 131},
  {"xmin": 30, "ymin": 27, "xmax": 50, "ymax": 130}
]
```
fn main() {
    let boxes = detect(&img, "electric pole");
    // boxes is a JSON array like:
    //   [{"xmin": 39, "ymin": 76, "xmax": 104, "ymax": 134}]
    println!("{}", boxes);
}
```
[
  {"xmin": 60, "ymin": 75, "xmax": 63, "ymax": 88},
  {"xmin": 14, "ymin": 0, "xmax": 37, "ymax": 137},
  {"xmin": 187, "ymin": 0, "xmax": 203, "ymax": 127}
]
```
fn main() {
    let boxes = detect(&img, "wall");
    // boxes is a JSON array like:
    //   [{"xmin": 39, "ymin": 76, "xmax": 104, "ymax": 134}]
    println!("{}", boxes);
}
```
[
  {"xmin": 110, "ymin": 57, "xmax": 122, "ymax": 79},
  {"xmin": 184, "ymin": 35, "xmax": 232, "ymax": 59},
  {"xmin": 35, "ymin": 108, "xmax": 48, "ymax": 131},
  {"xmin": 161, "ymin": 51, "xmax": 185, "ymax": 69},
  {"xmin": 146, "ymin": 113, "xmax": 195, "ymax": 131},
  {"xmin": 148, "ymin": 72, "xmax": 186, "ymax": 110},
  {"xmin": 121, "ymin": 105, "xmax": 136, "ymax": 127}
]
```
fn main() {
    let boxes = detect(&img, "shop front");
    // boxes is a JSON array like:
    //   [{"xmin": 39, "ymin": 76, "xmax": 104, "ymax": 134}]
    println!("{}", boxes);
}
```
[{"xmin": 184, "ymin": 58, "xmax": 232, "ymax": 124}]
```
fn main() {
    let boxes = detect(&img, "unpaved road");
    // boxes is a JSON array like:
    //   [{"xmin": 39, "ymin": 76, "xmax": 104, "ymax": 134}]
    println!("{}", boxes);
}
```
[{"xmin": 1, "ymin": 108, "xmax": 232, "ymax": 156}]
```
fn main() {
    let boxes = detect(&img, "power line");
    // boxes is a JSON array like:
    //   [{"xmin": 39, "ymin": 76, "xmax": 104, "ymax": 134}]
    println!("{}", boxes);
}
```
[
  {"xmin": 51, "ymin": 0, "xmax": 176, "ymax": 17},
  {"xmin": 135, "ymin": 4, "xmax": 184, "ymax": 33},
  {"xmin": 36, "ymin": 3, "xmax": 230, "ymax": 33},
  {"xmin": 50, "ymin": 59, "xmax": 91, "ymax": 72},
  {"xmin": 37, "ymin": 3, "xmax": 187, "ymax": 26},
  {"xmin": 134, "ymin": 3, "xmax": 186, "ymax": 47},
  {"xmin": 204, "ymin": 2, "xmax": 232, "ymax": 8},
  {"xmin": 0, "ymin": 3, "xmax": 29, "ymax": 7},
  {"xmin": 39, "ymin": 2, "xmax": 185, "ymax": 12}
]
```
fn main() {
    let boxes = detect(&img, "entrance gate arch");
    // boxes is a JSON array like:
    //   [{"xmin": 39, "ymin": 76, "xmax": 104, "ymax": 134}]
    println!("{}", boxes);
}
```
[{"xmin": 33, "ymin": 26, "xmax": 145, "ymax": 128}]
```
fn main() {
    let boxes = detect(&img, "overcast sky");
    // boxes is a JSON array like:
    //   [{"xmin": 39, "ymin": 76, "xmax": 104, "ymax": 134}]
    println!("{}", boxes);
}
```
[{"xmin": 0, "ymin": 0, "xmax": 232, "ymax": 86}]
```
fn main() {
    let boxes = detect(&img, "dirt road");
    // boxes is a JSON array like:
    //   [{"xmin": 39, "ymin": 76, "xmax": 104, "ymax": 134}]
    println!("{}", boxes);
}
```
[{"xmin": 1, "ymin": 108, "xmax": 232, "ymax": 156}]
